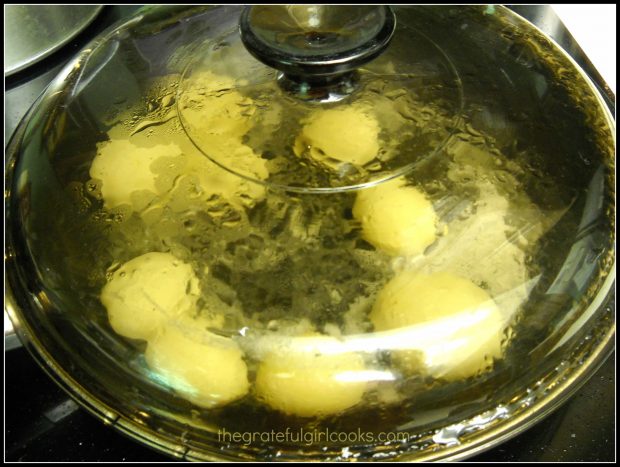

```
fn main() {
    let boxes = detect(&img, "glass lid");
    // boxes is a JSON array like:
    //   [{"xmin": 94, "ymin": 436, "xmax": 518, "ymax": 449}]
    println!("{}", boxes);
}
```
[
  {"xmin": 5, "ymin": 5, "xmax": 615, "ymax": 462},
  {"xmin": 176, "ymin": 5, "xmax": 463, "ymax": 192}
]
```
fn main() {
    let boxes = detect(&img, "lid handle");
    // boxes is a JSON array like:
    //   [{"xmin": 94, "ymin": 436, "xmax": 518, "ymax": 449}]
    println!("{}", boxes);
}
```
[{"xmin": 239, "ymin": 5, "xmax": 396, "ymax": 84}]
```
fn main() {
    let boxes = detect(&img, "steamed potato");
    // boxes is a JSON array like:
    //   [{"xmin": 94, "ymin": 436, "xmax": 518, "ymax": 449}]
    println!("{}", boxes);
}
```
[
  {"xmin": 353, "ymin": 178, "xmax": 438, "ymax": 256},
  {"xmin": 101, "ymin": 252, "xmax": 200, "ymax": 340}
]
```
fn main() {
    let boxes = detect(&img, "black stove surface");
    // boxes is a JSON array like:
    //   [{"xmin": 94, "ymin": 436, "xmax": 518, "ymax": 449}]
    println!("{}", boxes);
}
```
[{"xmin": 4, "ymin": 5, "xmax": 616, "ymax": 462}]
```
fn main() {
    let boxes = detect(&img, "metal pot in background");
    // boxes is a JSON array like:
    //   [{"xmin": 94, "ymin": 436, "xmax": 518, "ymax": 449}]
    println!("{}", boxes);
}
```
[{"xmin": 4, "ymin": 5, "xmax": 103, "ymax": 77}]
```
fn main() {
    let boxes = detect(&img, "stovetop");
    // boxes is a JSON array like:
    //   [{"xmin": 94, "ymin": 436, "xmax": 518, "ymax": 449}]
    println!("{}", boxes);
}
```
[{"xmin": 4, "ymin": 5, "xmax": 616, "ymax": 462}]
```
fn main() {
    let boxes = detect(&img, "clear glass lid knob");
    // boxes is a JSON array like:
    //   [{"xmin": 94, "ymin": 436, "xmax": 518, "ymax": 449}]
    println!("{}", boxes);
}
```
[{"xmin": 239, "ymin": 5, "xmax": 397, "ymax": 84}]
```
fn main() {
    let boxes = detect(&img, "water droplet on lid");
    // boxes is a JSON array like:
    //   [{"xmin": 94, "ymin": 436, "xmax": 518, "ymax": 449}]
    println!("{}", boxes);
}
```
[{"xmin": 161, "ymin": 94, "xmax": 175, "ymax": 108}]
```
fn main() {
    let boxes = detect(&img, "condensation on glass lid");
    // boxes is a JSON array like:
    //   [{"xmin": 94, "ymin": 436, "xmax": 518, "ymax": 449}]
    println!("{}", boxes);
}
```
[
  {"xmin": 175, "ymin": 20, "xmax": 464, "ymax": 192},
  {"xmin": 87, "ymin": 68, "xmax": 571, "ymax": 421}
]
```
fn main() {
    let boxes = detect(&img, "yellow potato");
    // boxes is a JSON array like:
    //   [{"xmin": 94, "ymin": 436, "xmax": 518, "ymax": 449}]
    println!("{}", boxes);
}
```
[
  {"xmin": 294, "ymin": 105, "xmax": 380, "ymax": 169},
  {"xmin": 93, "ymin": 136, "xmax": 266, "ymax": 216},
  {"xmin": 353, "ymin": 178, "xmax": 437, "ymax": 256},
  {"xmin": 185, "ymin": 143, "xmax": 268, "ymax": 209},
  {"xmin": 90, "ymin": 139, "xmax": 181, "ymax": 210},
  {"xmin": 179, "ymin": 71, "xmax": 254, "ymax": 140},
  {"xmin": 255, "ymin": 335, "xmax": 367, "ymax": 417},
  {"xmin": 93, "ymin": 71, "xmax": 269, "ymax": 216},
  {"xmin": 178, "ymin": 70, "xmax": 269, "ymax": 183},
  {"xmin": 370, "ymin": 272, "xmax": 504, "ymax": 380},
  {"xmin": 101, "ymin": 252, "xmax": 200, "ymax": 340},
  {"xmin": 145, "ymin": 325, "xmax": 249, "ymax": 408}
]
